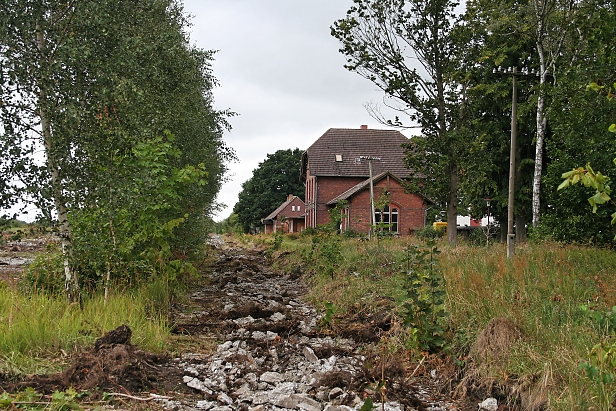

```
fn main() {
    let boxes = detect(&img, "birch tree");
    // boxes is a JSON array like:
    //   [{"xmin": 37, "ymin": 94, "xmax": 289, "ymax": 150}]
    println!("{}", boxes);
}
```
[{"xmin": 0, "ymin": 0, "xmax": 232, "ymax": 301}]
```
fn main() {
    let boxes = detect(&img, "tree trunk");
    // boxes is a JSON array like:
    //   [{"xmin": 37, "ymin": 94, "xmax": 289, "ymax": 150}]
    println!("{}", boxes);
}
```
[
  {"xmin": 447, "ymin": 161, "xmax": 458, "ymax": 247},
  {"xmin": 515, "ymin": 214, "xmax": 527, "ymax": 242},
  {"xmin": 37, "ymin": 25, "xmax": 80, "ymax": 305},
  {"xmin": 532, "ymin": 1, "xmax": 548, "ymax": 228},
  {"xmin": 499, "ymin": 216, "xmax": 508, "ymax": 242}
]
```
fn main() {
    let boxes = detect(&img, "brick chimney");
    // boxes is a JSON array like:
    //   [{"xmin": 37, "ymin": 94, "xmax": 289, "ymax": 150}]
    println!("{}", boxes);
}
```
[
  {"xmin": 287, "ymin": 194, "xmax": 294, "ymax": 201},
  {"xmin": 360, "ymin": 125, "xmax": 368, "ymax": 130}
]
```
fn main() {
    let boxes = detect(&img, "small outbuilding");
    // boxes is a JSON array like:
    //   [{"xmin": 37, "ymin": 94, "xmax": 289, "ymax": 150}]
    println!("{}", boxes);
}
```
[{"xmin": 262, "ymin": 195, "xmax": 305, "ymax": 234}]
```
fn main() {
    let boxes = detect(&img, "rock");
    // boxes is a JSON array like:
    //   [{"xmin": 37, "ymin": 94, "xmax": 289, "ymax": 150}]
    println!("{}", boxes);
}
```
[
  {"xmin": 479, "ymin": 398, "xmax": 498, "ymax": 411},
  {"xmin": 328, "ymin": 387, "xmax": 343, "ymax": 400},
  {"xmin": 260, "ymin": 371, "xmax": 285, "ymax": 384},
  {"xmin": 272, "ymin": 381, "xmax": 297, "ymax": 395},
  {"xmin": 184, "ymin": 376, "xmax": 213, "ymax": 395},
  {"xmin": 324, "ymin": 406, "xmax": 354, "ymax": 411},
  {"xmin": 303, "ymin": 346, "xmax": 319, "ymax": 363},
  {"xmin": 195, "ymin": 400, "xmax": 216, "ymax": 410},
  {"xmin": 217, "ymin": 393, "xmax": 234, "ymax": 405},
  {"xmin": 275, "ymin": 394, "xmax": 322, "ymax": 411},
  {"xmin": 270, "ymin": 312, "xmax": 286, "ymax": 322}
]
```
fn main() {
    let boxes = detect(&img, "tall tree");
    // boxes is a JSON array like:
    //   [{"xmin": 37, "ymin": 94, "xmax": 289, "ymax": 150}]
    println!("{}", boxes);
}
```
[
  {"xmin": 0, "ymin": 0, "xmax": 233, "ymax": 300},
  {"xmin": 234, "ymin": 149, "xmax": 304, "ymax": 233},
  {"xmin": 458, "ymin": 0, "xmax": 540, "ymax": 241},
  {"xmin": 539, "ymin": 0, "xmax": 616, "ymax": 244},
  {"xmin": 332, "ymin": 0, "xmax": 467, "ymax": 246}
]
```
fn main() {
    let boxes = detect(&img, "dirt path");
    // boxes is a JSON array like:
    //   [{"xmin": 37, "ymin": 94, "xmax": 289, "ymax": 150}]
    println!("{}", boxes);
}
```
[{"xmin": 157, "ymin": 235, "xmax": 469, "ymax": 411}]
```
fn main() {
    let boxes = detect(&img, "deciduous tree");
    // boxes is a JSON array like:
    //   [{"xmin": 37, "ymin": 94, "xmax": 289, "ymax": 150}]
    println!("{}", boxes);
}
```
[
  {"xmin": 331, "ymin": 0, "xmax": 467, "ymax": 246},
  {"xmin": 0, "ymin": 0, "xmax": 233, "ymax": 300},
  {"xmin": 234, "ymin": 149, "xmax": 304, "ymax": 233}
]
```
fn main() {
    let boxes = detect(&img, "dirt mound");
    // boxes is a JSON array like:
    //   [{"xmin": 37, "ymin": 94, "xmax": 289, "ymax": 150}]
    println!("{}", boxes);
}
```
[
  {"xmin": 470, "ymin": 317, "xmax": 523, "ymax": 365},
  {"xmin": 18, "ymin": 325, "xmax": 170, "ymax": 396},
  {"xmin": 336, "ymin": 303, "xmax": 393, "ymax": 343},
  {"xmin": 452, "ymin": 317, "xmax": 549, "ymax": 410}
]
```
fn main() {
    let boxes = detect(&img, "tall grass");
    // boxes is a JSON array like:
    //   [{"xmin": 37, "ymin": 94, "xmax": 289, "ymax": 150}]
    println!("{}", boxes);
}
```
[
  {"xmin": 0, "ymin": 279, "xmax": 170, "ymax": 375},
  {"xmin": 274, "ymin": 235, "xmax": 616, "ymax": 410}
]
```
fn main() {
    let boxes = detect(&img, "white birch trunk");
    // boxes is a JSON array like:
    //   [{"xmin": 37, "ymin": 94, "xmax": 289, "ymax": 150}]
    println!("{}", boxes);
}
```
[
  {"xmin": 532, "ymin": 0, "xmax": 548, "ymax": 228},
  {"xmin": 37, "ymin": 25, "xmax": 80, "ymax": 304}
]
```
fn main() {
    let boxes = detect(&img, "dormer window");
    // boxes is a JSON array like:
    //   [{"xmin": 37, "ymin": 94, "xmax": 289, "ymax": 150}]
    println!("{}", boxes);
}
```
[{"xmin": 335, "ymin": 154, "xmax": 343, "ymax": 162}]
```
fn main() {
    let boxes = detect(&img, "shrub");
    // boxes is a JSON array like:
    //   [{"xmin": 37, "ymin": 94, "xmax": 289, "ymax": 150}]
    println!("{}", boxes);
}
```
[{"xmin": 414, "ymin": 225, "xmax": 445, "ymax": 240}]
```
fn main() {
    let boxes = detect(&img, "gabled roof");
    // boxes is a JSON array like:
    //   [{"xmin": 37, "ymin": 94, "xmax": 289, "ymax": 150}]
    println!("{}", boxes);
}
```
[
  {"xmin": 301, "ymin": 128, "xmax": 411, "ymax": 179},
  {"xmin": 262, "ymin": 196, "xmax": 305, "ymax": 222},
  {"xmin": 326, "ymin": 172, "xmax": 434, "ymax": 205}
]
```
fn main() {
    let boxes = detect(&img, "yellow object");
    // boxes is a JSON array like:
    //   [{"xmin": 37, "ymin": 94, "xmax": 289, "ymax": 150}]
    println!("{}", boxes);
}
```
[{"xmin": 433, "ymin": 222, "xmax": 448, "ymax": 233}]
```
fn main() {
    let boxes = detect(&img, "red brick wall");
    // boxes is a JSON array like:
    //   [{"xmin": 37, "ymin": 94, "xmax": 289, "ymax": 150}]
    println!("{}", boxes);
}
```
[
  {"xmin": 345, "ymin": 178, "xmax": 427, "ymax": 236},
  {"xmin": 314, "ymin": 176, "xmax": 364, "ymax": 227},
  {"xmin": 304, "ymin": 171, "xmax": 428, "ymax": 235}
]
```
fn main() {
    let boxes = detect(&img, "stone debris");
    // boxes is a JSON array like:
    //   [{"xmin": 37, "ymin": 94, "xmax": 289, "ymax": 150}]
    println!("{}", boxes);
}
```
[
  {"xmin": 478, "ymin": 398, "xmax": 498, "ymax": 411},
  {"xmin": 164, "ymin": 238, "xmax": 464, "ymax": 411}
]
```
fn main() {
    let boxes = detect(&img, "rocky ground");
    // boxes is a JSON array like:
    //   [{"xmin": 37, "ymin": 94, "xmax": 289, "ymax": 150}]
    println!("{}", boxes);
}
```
[{"xmin": 0, "ymin": 234, "xmax": 502, "ymax": 411}]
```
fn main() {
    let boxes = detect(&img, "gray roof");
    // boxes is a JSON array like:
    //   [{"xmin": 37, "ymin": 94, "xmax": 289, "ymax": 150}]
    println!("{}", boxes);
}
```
[{"xmin": 301, "ymin": 128, "xmax": 411, "ymax": 179}]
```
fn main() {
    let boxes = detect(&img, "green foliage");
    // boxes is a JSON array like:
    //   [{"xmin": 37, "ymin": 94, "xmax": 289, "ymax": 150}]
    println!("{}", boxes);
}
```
[
  {"xmin": 359, "ymin": 397, "xmax": 375, "ymax": 411},
  {"xmin": 0, "ymin": 0, "xmax": 233, "ymax": 297},
  {"xmin": 327, "ymin": 200, "xmax": 348, "ymax": 234},
  {"xmin": 579, "ymin": 304, "xmax": 616, "ymax": 411},
  {"xmin": 22, "ymin": 249, "xmax": 64, "ymax": 295},
  {"xmin": 270, "ymin": 232, "xmax": 284, "ymax": 251},
  {"xmin": 301, "ymin": 233, "xmax": 342, "ymax": 279},
  {"xmin": 234, "ymin": 149, "xmax": 304, "ymax": 233},
  {"xmin": 557, "ymin": 83, "xmax": 616, "ymax": 244},
  {"xmin": 0, "ymin": 388, "xmax": 84, "ymax": 410},
  {"xmin": 413, "ymin": 225, "xmax": 445, "ymax": 241},
  {"xmin": 319, "ymin": 301, "xmax": 335, "ymax": 328},
  {"xmin": 400, "ymin": 241, "xmax": 448, "ymax": 351}
]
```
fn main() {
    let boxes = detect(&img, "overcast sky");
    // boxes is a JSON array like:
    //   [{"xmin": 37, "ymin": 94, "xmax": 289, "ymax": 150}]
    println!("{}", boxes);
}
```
[{"xmin": 182, "ymin": 1, "xmax": 414, "ymax": 221}]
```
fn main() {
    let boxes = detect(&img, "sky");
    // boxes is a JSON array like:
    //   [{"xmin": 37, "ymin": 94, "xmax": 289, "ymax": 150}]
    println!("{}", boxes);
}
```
[{"xmin": 181, "ymin": 0, "xmax": 415, "ymax": 221}]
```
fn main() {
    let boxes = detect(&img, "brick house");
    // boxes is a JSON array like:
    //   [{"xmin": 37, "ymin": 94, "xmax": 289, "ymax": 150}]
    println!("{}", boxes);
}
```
[
  {"xmin": 300, "ymin": 126, "xmax": 432, "ymax": 236},
  {"xmin": 262, "ymin": 195, "xmax": 305, "ymax": 234}
]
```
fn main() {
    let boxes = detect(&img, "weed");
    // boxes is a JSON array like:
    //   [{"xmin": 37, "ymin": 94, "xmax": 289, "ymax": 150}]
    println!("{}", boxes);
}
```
[
  {"xmin": 579, "ymin": 304, "xmax": 616, "ymax": 410},
  {"xmin": 400, "ymin": 240, "xmax": 448, "ymax": 352},
  {"xmin": 319, "ymin": 301, "xmax": 335, "ymax": 328}
]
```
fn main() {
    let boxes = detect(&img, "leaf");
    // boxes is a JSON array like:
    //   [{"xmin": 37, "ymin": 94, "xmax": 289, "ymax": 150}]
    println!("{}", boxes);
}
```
[
  {"xmin": 557, "ymin": 179, "xmax": 570, "ymax": 191},
  {"xmin": 359, "ymin": 397, "xmax": 375, "ymax": 411},
  {"xmin": 609, "ymin": 123, "xmax": 616, "ymax": 133}
]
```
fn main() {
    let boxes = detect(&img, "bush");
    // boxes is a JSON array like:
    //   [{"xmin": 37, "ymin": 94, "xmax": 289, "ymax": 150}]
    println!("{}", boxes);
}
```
[
  {"xmin": 21, "ymin": 250, "xmax": 65, "ymax": 295},
  {"xmin": 414, "ymin": 225, "xmax": 445, "ymax": 240}
]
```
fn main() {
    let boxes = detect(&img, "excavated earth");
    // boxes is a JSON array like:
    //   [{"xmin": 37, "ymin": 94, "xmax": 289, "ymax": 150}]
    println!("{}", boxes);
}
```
[{"xmin": 0, "ymin": 235, "xmax": 489, "ymax": 410}]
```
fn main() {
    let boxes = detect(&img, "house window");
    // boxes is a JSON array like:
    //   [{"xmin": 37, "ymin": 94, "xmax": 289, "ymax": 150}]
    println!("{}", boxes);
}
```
[
  {"xmin": 335, "ymin": 154, "xmax": 343, "ymax": 162},
  {"xmin": 292, "ymin": 205, "xmax": 296, "ymax": 211},
  {"xmin": 375, "ymin": 205, "xmax": 399, "ymax": 233},
  {"xmin": 297, "ymin": 205, "xmax": 301, "ymax": 211}
]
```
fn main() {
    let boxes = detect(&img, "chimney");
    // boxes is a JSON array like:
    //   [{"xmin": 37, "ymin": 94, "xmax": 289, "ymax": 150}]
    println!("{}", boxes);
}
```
[
  {"xmin": 360, "ymin": 125, "xmax": 368, "ymax": 130},
  {"xmin": 287, "ymin": 194, "xmax": 294, "ymax": 201}
]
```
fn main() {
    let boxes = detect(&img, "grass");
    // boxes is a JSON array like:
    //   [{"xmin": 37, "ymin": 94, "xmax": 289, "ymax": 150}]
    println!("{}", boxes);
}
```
[
  {"xmin": 0, "ymin": 283, "xmax": 170, "ymax": 375},
  {"xmin": 3, "ymin": 230, "xmax": 615, "ymax": 409},
  {"xmin": 271, "ymin": 234, "xmax": 616, "ymax": 410}
]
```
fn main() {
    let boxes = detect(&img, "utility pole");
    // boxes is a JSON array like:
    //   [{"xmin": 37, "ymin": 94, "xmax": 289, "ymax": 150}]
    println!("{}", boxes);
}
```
[
  {"xmin": 360, "ymin": 155, "xmax": 381, "ymax": 240},
  {"xmin": 493, "ymin": 66, "xmax": 538, "ymax": 258}
]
